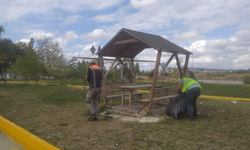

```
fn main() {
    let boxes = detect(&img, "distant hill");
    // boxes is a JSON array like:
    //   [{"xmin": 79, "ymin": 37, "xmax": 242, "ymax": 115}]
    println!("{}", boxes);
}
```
[{"xmin": 188, "ymin": 68, "xmax": 237, "ymax": 72}]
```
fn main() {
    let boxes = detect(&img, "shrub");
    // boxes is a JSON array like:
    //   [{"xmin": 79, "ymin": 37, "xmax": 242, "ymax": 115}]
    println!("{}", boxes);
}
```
[{"xmin": 242, "ymin": 75, "xmax": 250, "ymax": 84}]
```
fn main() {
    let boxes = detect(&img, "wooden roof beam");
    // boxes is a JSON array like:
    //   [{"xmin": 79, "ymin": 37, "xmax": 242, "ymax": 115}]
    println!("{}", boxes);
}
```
[
  {"xmin": 183, "ymin": 54, "xmax": 190, "ymax": 77},
  {"xmin": 114, "ymin": 39, "xmax": 139, "ymax": 45},
  {"xmin": 174, "ymin": 53, "xmax": 183, "ymax": 78},
  {"xmin": 157, "ymin": 53, "xmax": 175, "ymax": 79},
  {"xmin": 117, "ymin": 57, "xmax": 134, "ymax": 78},
  {"xmin": 105, "ymin": 58, "xmax": 117, "ymax": 78}
]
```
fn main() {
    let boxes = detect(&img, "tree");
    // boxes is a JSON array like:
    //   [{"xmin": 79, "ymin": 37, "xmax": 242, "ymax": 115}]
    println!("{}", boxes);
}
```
[
  {"xmin": 36, "ymin": 37, "xmax": 62, "ymax": 79},
  {"xmin": 11, "ymin": 38, "xmax": 45, "ymax": 84},
  {"xmin": 67, "ymin": 58, "xmax": 89, "ymax": 88},
  {"xmin": 135, "ymin": 62, "xmax": 140, "ymax": 75},
  {"xmin": 0, "ymin": 25, "xmax": 5, "ymax": 37},
  {"xmin": 148, "ymin": 69, "xmax": 154, "ymax": 78},
  {"xmin": 0, "ymin": 38, "xmax": 24, "ymax": 84},
  {"xmin": 52, "ymin": 53, "xmax": 67, "ymax": 88}
]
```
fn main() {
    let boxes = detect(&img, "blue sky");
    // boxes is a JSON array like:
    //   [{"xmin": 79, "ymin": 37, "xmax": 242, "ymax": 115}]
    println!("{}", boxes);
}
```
[{"xmin": 1, "ymin": 0, "xmax": 250, "ymax": 71}]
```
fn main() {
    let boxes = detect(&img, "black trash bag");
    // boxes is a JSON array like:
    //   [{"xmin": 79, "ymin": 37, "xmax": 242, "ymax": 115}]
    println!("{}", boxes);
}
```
[{"xmin": 165, "ymin": 93, "xmax": 187, "ymax": 119}]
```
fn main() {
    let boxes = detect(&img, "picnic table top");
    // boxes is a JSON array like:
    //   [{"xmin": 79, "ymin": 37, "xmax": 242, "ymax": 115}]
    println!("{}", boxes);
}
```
[{"xmin": 119, "ymin": 84, "xmax": 163, "ymax": 89}]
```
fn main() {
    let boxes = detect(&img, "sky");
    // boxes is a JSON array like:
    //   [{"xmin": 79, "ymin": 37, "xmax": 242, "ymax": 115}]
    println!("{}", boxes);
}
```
[{"xmin": 1, "ymin": 0, "xmax": 250, "ymax": 71}]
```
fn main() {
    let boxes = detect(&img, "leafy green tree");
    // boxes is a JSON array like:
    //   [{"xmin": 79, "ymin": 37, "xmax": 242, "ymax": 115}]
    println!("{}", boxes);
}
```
[
  {"xmin": 0, "ymin": 25, "xmax": 5, "ymax": 37},
  {"xmin": 67, "ymin": 58, "xmax": 87, "ymax": 81},
  {"xmin": 148, "ymin": 69, "xmax": 155, "ymax": 78},
  {"xmin": 135, "ymin": 62, "xmax": 140, "ymax": 75},
  {"xmin": 52, "ymin": 53, "xmax": 67, "ymax": 88},
  {"xmin": 67, "ymin": 57, "xmax": 78, "ymax": 79},
  {"xmin": 11, "ymin": 38, "xmax": 45, "ymax": 84},
  {"xmin": 0, "ymin": 38, "xmax": 24, "ymax": 84},
  {"xmin": 36, "ymin": 37, "xmax": 62, "ymax": 79},
  {"xmin": 9, "ymin": 56, "xmax": 23, "ymax": 80}
]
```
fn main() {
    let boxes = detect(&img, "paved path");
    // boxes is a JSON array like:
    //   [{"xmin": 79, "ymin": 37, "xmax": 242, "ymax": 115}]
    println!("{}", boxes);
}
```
[{"xmin": 0, "ymin": 131, "xmax": 24, "ymax": 150}]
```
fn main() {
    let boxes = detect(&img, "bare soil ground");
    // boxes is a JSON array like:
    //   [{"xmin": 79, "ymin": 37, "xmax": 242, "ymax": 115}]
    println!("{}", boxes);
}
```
[{"xmin": 1, "ymin": 84, "xmax": 250, "ymax": 150}]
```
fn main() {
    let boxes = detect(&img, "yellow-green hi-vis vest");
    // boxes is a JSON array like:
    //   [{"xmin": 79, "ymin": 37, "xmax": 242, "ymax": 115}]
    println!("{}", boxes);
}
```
[{"xmin": 182, "ymin": 77, "xmax": 202, "ymax": 93}]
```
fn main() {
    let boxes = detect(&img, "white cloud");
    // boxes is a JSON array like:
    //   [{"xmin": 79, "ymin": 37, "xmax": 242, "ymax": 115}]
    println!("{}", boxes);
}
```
[
  {"xmin": 130, "ymin": 0, "xmax": 159, "ymax": 9},
  {"xmin": 172, "ymin": 30, "xmax": 205, "ymax": 43},
  {"xmin": 229, "ymin": 36, "xmax": 237, "ymax": 42},
  {"xmin": 24, "ymin": 30, "xmax": 55, "ymax": 39},
  {"xmin": 54, "ymin": 37, "xmax": 68, "ymax": 48},
  {"xmin": 94, "ymin": 14, "xmax": 116, "ymax": 22},
  {"xmin": 161, "ymin": 35, "xmax": 169, "ymax": 39},
  {"xmin": 64, "ymin": 31, "xmax": 79, "ymax": 41},
  {"xmin": 18, "ymin": 39, "xmax": 30, "ymax": 44},
  {"xmin": 73, "ymin": 44, "xmax": 85, "ymax": 48},
  {"xmin": 80, "ymin": 29, "xmax": 113, "ymax": 41},
  {"xmin": 0, "ymin": 0, "xmax": 123, "ymax": 22}
]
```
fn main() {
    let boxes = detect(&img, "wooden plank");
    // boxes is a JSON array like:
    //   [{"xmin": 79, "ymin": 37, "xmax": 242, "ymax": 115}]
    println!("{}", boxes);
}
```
[
  {"xmin": 129, "ymin": 92, "xmax": 132, "ymax": 109},
  {"xmin": 99, "ymin": 55, "xmax": 106, "ymax": 104},
  {"xmin": 175, "ymin": 53, "xmax": 183, "ymax": 78},
  {"xmin": 105, "ymin": 58, "xmax": 117, "ymax": 77},
  {"xmin": 132, "ymin": 92, "xmax": 143, "ymax": 95},
  {"xmin": 139, "ymin": 95, "xmax": 176, "ymax": 102},
  {"xmin": 121, "ymin": 90, "xmax": 125, "ymax": 108},
  {"xmin": 131, "ymin": 58, "xmax": 136, "ymax": 84},
  {"xmin": 157, "ymin": 53, "xmax": 175, "ymax": 79},
  {"xmin": 106, "ymin": 93, "xmax": 129, "ymax": 98},
  {"xmin": 183, "ymin": 54, "xmax": 190, "ymax": 77},
  {"xmin": 114, "ymin": 39, "xmax": 139, "ymax": 45},
  {"xmin": 117, "ymin": 57, "xmax": 134, "ymax": 78},
  {"xmin": 148, "ymin": 49, "xmax": 162, "ymax": 115}
]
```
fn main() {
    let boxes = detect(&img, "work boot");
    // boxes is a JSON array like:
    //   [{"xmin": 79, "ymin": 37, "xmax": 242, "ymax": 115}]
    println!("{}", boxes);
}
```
[{"xmin": 87, "ymin": 114, "xmax": 98, "ymax": 121}]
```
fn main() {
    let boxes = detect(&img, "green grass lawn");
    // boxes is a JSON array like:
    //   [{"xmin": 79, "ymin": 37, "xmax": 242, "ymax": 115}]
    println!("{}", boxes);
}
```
[{"xmin": 1, "ymin": 82, "xmax": 250, "ymax": 149}]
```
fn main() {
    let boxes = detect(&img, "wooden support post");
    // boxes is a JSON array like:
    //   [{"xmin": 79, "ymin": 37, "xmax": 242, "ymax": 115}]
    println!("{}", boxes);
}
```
[
  {"xmin": 99, "ymin": 55, "xmax": 106, "ymax": 104},
  {"xmin": 105, "ymin": 57, "xmax": 117, "ymax": 78},
  {"xmin": 183, "ymin": 54, "xmax": 190, "ymax": 77},
  {"xmin": 129, "ymin": 91, "xmax": 132, "ymax": 109},
  {"xmin": 157, "ymin": 53, "xmax": 175, "ymax": 79},
  {"xmin": 117, "ymin": 57, "xmax": 134, "ymax": 78},
  {"xmin": 175, "ymin": 53, "xmax": 183, "ymax": 78},
  {"xmin": 131, "ymin": 58, "xmax": 136, "ymax": 84},
  {"xmin": 121, "ymin": 90, "xmax": 124, "ymax": 108},
  {"xmin": 148, "ymin": 49, "xmax": 162, "ymax": 115}
]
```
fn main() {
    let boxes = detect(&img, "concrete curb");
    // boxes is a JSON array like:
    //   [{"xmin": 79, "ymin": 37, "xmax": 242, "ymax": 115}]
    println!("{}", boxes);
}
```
[{"xmin": 0, "ymin": 116, "xmax": 60, "ymax": 150}]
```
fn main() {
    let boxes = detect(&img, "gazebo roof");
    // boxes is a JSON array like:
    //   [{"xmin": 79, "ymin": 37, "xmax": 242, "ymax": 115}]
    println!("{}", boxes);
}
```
[{"xmin": 98, "ymin": 28, "xmax": 191, "ymax": 58}]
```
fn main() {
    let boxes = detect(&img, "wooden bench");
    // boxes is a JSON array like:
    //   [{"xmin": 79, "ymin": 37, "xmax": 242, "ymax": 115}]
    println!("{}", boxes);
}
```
[
  {"xmin": 103, "ymin": 84, "xmax": 143, "ymax": 107},
  {"xmin": 138, "ymin": 86, "xmax": 177, "ymax": 113}
]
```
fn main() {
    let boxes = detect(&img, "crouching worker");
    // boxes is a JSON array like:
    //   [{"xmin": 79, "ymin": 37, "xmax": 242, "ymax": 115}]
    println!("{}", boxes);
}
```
[
  {"xmin": 86, "ymin": 59, "xmax": 103, "ymax": 121},
  {"xmin": 177, "ymin": 77, "xmax": 202, "ymax": 121}
]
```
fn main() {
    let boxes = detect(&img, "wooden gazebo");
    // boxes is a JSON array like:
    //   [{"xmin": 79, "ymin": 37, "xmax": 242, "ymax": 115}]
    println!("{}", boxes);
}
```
[{"xmin": 97, "ymin": 28, "xmax": 192, "ymax": 115}]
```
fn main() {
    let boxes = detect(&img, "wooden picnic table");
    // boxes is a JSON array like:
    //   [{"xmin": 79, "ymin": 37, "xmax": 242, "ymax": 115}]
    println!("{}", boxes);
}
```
[{"xmin": 119, "ymin": 84, "xmax": 163, "ymax": 108}]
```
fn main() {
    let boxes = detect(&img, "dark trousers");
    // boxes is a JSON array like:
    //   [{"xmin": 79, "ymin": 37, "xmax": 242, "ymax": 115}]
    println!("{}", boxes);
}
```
[{"xmin": 186, "ymin": 87, "xmax": 201, "ymax": 119}]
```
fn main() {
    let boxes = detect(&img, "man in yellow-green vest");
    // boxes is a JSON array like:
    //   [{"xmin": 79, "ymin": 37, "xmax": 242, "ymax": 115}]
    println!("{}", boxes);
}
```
[{"xmin": 177, "ymin": 77, "xmax": 202, "ymax": 121}]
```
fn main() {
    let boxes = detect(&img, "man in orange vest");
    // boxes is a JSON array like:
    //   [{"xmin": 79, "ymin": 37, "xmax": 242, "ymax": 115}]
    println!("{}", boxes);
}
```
[
  {"xmin": 177, "ymin": 77, "xmax": 202, "ymax": 121},
  {"xmin": 86, "ymin": 59, "xmax": 103, "ymax": 121}
]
